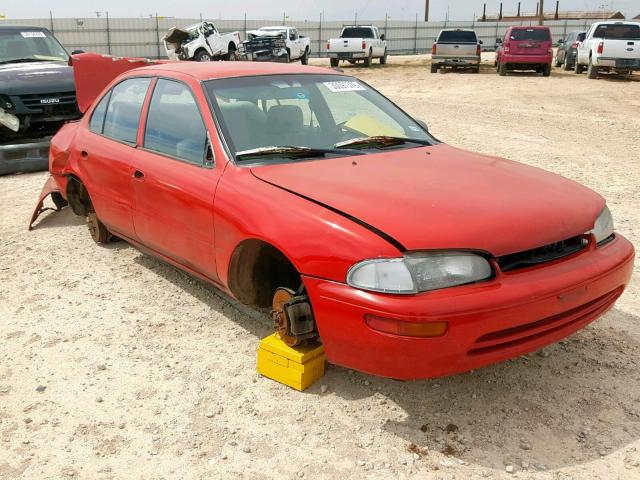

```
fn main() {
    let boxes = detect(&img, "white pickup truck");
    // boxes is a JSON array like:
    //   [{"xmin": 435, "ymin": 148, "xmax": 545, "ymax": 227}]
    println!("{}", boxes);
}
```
[
  {"xmin": 248, "ymin": 26, "xmax": 311, "ymax": 64},
  {"xmin": 575, "ymin": 21, "xmax": 640, "ymax": 78},
  {"xmin": 327, "ymin": 25, "xmax": 387, "ymax": 68},
  {"xmin": 163, "ymin": 21, "xmax": 241, "ymax": 62}
]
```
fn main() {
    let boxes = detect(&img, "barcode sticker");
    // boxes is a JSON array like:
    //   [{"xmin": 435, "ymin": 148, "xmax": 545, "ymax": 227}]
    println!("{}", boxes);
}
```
[
  {"xmin": 21, "ymin": 31, "xmax": 46, "ymax": 38},
  {"xmin": 323, "ymin": 81, "xmax": 366, "ymax": 92}
]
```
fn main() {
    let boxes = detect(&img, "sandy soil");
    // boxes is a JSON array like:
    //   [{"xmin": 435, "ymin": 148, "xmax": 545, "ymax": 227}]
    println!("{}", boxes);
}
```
[{"xmin": 1, "ymin": 54, "xmax": 639, "ymax": 480}]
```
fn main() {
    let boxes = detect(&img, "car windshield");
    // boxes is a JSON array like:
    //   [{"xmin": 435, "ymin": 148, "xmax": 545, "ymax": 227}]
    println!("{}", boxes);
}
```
[
  {"xmin": 593, "ymin": 24, "xmax": 640, "ymax": 40},
  {"xmin": 438, "ymin": 30, "xmax": 478, "ymax": 43},
  {"xmin": 510, "ymin": 29, "xmax": 551, "ymax": 41},
  {"xmin": 205, "ymin": 74, "xmax": 433, "ymax": 164},
  {"xmin": 0, "ymin": 29, "xmax": 68, "ymax": 63},
  {"xmin": 341, "ymin": 28, "xmax": 374, "ymax": 39}
]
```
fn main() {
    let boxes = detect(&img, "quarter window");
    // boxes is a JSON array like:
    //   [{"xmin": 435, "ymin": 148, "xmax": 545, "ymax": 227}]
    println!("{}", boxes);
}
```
[
  {"xmin": 144, "ymin": 79, "xmax": 208, "ymax": 165},
  {"xmin": 89, "ymin": 91, "xmax": 111, "ymax": 134},
  {"xmin": 102, "ymin": 77, "xmax": 151, "ymax": 144}
]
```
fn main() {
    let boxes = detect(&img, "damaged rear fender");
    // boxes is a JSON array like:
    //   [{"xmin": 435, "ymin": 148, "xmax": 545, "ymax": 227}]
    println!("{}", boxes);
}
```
[{"xmin": 28, "ymin": 175, "xmax": 68, "ymax": 230}]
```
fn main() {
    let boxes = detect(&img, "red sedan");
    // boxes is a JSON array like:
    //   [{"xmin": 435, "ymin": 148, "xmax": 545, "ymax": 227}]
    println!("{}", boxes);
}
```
[{"xmin": 31, "ymin": 54, "xmax": 634, "ymax": 380}]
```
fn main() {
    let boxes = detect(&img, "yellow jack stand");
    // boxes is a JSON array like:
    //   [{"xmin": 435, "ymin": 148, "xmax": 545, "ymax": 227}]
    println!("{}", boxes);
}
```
[{"xmin": 257, "ymin": 334, "xmax": 326, "ymax": 391}]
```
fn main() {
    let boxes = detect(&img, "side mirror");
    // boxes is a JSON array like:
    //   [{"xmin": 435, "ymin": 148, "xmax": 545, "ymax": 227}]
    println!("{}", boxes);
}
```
[
  {"xmin": 71, "ymin": 49, "xmax": 85, "ymax": 55},
  {"xmin": 558, "ymin": 39, "xmax": 564, "ymax": 44},
  {"xmin": 495, "ymin": 38, "xmax": 502, "ymax": 44},
  {"xmin": 479, "ymin": 40, "xmax": 483, "ymax": 45},
  {"xmin": 416, "ymin": 120, "xmax": 429, "ymax": 132},
  {"xmin": 380, "ymin": 34, "xmax": 385, "ymax": 41}
]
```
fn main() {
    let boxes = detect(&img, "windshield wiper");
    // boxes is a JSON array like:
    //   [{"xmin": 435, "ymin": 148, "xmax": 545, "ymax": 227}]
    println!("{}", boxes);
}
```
[
  {"xmin": 0, "ymin": 58, "xmax": 47, "ymax": 65},
  {"xmin": 235, "ymin": 145, "xmax": 364, "ymax": 161},
  {"xmin": 334, "ymin": 136, "xmax": 432, "ymax": 149}
]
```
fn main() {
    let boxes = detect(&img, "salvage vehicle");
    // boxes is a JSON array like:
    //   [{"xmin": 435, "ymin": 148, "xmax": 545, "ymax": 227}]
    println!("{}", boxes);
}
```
[
  {"xmin": 327, "ymin": 25, "xmax": 387, "ymax": 68},
  {"xmin": 163, "ymin": 22, "xmax": 240, "ymax": 62},
  {"xmin": 30, "ymin": 53, "xmax": 634, "ymax": 380},
  {"xmin": 555, "ymin": 30, "xmax": 586, "ymax": 70},
  {"xmin": 495, "ymin": 26, "xmax": 553, "ymax": 76},
  {"xmin": 0, "ymin": 26, "xmax": 80, "ymax": 175},
  {"xmin": 575, "ymin": 21, "xmax": 640, "ymax": 78},
  {"xmin": 239, "ymin": 32, "xmax": 289, "ymax": 63},
  {"xmin": 431, "ymin": 28, "xmax": 482, "ymax": 73},
  {"xmin": 247, "ymin": 27, "xmax": 310, "ymax": 64}
]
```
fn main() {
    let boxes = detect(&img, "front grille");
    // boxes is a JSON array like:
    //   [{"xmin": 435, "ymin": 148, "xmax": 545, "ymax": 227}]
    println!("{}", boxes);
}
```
[
  {"xmin": 497, "ymin": 235, "xmax": 587, "ymax": 272},
  {"xmin": 467, "ymin": 287, "xmax": 623, "ymax": 356},
  {"xmin": 15, "ymin": 91, "xmax": 78, "ymax": 115}
]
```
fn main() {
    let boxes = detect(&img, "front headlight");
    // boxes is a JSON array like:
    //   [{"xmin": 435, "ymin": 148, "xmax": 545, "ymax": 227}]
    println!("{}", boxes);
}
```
[
  {"xmin": 346, "ymin": 251, "xmax": 493, "ymax": 294},
  {"xmin": 590, "ymin": 205, "xmax": 614, "ymax": 245}
]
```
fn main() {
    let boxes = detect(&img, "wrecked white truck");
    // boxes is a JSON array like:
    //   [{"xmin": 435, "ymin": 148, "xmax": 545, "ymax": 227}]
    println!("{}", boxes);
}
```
[
  {"xmin": 238, "ymin": 30, "xmax": 289, "ymax": 63},
  {"xmin": 163, "ymin": 22, "xmax": 241, "ymax": 61},
  {"xmin": 0, "ymin": 26, "xmax": 80, "ymax": 175}
]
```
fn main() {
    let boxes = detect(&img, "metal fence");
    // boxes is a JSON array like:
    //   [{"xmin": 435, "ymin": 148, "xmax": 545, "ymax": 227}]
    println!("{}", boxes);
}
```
[{"xmin": 1, "ymin": 16, "xmax": 613, "ymax": 59}]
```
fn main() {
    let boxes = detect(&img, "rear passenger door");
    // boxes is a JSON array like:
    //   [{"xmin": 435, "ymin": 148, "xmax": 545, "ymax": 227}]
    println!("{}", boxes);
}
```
[{"xmin": 132, "ymin": 78, "xmax": 221, "ymax": 281}]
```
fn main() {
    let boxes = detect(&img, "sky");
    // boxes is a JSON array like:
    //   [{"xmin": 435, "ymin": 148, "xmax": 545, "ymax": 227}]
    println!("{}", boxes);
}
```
[{"xmin": 0, "ymin": 0, "xmax": 637, "ymax": 21}]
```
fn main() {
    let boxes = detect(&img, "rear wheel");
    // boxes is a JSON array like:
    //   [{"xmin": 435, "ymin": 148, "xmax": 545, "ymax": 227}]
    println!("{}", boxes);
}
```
[
  {"xmin": 430, "ymin": 64, "xmax": 438, "ymax": 73},
  {"xmin": 330, "ymin": 57, "xmax": 339, "ymax": 68},
  {"xmin": 499, "ymin": 62, "xmax": 508, "ymax": 76},
  {"xmin": 87, "ymin": 212, "xmax": 111, "ymax": 244},
  {"xmin": 542, "ymin": 64, "xmax": 551, "ymax": 77},
  {"xmin": 226, "ymin": 45, "xmax": 237, "ymax": 61},
  {"xmin": 364, "ymin": 49, "xmax": 372, "ymax": 67},
  {"xmin": 563, "ymin": 56, "xmax": 573, "ymax": 71},
  {"xmin": 587, "ymin": 57, "xmax": 598, "ymax": 79}
]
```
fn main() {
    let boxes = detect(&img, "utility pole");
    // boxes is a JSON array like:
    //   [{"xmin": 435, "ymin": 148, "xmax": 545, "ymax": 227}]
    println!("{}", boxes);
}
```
[
  {"xmin": 554, "ymin": 1, "xmax": 559, "ymax": 20},
  {"xmin": 539, "ymin": 0, "xmax": 545, "ymax": 25},
  {"xmin": 424, "ymin": 0, "xmax": 429, "ymax": 22},
  {"xmin": 499, "ymin": 3, "xmax": 503, "ymax": 21}
]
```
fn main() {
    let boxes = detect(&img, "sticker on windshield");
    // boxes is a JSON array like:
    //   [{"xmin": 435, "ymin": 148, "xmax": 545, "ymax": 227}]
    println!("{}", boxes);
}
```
[
  {"xmin": 21, "ymin": 31, "xmax": 46, "ymax": 38},
  {"xmin": 323, "ymin": 81, "xmax": 366, "ymax": 93}
]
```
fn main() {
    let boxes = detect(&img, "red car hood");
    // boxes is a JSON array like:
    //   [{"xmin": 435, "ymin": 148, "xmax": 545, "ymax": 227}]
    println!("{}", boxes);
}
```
[{"xmin": 250, "ymin": 144, "xmax": 604, "ymax": 256}]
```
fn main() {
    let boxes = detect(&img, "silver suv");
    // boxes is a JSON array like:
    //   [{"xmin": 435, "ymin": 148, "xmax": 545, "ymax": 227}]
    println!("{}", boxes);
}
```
[{"xmin": 431, "ymin": 29, "xmax": 482, "ymax": 73}]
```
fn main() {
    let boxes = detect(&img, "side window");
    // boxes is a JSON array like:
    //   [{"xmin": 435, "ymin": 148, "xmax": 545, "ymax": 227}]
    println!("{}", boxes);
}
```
[
  {"xmin": 144, "ymin": 79, "xmax": 208, "ymax": 165},
  {"xmin": 102, "ymin": 77, "xmax": 151, "ymax": 144},
  {"xmin": 89, "ymin": 91, "xmax": 111, "ymax": 134}
]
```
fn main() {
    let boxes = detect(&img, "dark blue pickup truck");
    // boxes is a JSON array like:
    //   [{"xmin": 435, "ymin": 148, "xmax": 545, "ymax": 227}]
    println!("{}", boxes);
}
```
[{"xmin": 0, "ymin": 26, "xmax": 80, "ymax": 174}]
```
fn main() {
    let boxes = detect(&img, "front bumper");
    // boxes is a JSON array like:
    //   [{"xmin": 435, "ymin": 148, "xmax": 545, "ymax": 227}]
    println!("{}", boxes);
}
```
[
  {"xmin": 501, "ymin": 53, "xmax": 552, "ymax": 65},
  {"xmin": 432, "ymin": 55, "xmax": 480, "ymax": 67},
  {"xmin": 0, "ymin": 139, "xmax": 50, "ymax": 176},
  {"xmin": 304, "ymin": 234, "xmax": 634, "ymax": 379}
]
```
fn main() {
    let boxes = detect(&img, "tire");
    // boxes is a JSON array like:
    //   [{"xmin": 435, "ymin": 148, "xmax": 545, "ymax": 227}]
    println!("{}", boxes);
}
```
[
  {"xmin": 364, "ymin": 49, "xmax": 372, "ymax": 67},
  {"xmin": 542, "ymin": 64, "xmax": 551, "ymax": 77},
  {"xmin": 499, "ymin": 62, "xmax": 507, "ymax": 76},
  {"xmin": 555, "ymin": 55, "xmax": 562, "ymax": 68},
  {"xmin": 300, "ymin": 48, "xmax": 309, "ymax": 65},
  {"xmin": 330, "ymin": 57, "xmax": 339, "ymax": 68},
  {"xmin": 87, "ymin": 212, "xmax": 111, "ymax": 244},
  {"xmin": 472, "ymin": 66, "xmax": 480, "ymax": 73},
  {"xmin": 194, "ymin": 49, "xmax": 211, "ymax": 62},
  {"xmin": 430, "ymin": 64, "xmax": 438, "ymax": 73},
  {"xmin": 563, "ymin": 56, "xmax": 573, "ymax": 71},
  {"xmin": 226, "ymin": 45, "xmax": 237, "ymax": 61},
  {"xmin": 574, "ymin": 59, "xmax": 584, "ymax": 74},
  {"xmin": 380, "ymin": 49, "xmax": 388, "ymax": 65},
  {"xmin": 587, "ymin": 57, "xmax": 598, "ymax": 79}
]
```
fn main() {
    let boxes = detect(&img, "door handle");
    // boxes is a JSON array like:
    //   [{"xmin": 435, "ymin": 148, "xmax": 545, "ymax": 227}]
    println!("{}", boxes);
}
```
[
  {"xmin": 80, "ymin": 150, "xmax": 88, "ymax": 159},
  {"xmin": 133, "ymin": 170, "xmax": 145, "ymax": 180}
]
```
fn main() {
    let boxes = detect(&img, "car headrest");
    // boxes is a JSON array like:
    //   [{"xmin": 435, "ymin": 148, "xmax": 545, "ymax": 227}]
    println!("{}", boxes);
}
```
[{"xmin": 267, "ymin": 105, "xmax": 304, "ymax": 134}]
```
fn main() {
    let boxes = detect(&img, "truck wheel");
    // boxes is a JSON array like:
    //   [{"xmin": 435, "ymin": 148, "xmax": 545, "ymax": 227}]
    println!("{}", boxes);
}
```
[
  {"xmin": 587, "ymin": 58, "xmax": 598, "ymax": 79},
  {"xmin": 574, "ymin": 60, "xmax": 584, "ymax": 74},
  {"xmin": 301, "ymin": 48, "xmax": 309, "ymax": 65},
  {"xmin": 499, "ymin": 62, "xmax": 507, "ymax": 76},
  {"xmin": 563, "ymin": 57, "xmax": 573, "ymax": 71},
  {"xmin": 194, "ymin": 50, "xmax": 211, "ymax": 62},
  {"xmin": 226, "ymin": 44, "xmax": 237, "ymax": 61},
  {"xmin": 430, "ymin": 64, "xmax": 437, "ymax": 73},
  {"xmin": 364, "ymin": 49, "xmax": 372, "ymax": 67},
  {"xmin": 542, "ymin": 64, "xmax": 551, "ymax": 77},
  {"xmin": 330, "ymin": 58, "xmax": 339, "ymax": 68},
  {"xmin": 380, "ymin": 49, "xmax": 388, "ymax": 65}
]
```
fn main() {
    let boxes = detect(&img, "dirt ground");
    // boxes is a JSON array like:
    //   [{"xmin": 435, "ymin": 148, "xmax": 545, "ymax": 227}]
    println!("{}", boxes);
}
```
[{"xmin": 1, "ymin": 53, "xmax": 639, "ymax": 480}]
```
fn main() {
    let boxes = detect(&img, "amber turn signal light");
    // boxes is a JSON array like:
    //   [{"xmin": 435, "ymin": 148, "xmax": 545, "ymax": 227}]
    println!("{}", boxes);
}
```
[{"xmin": 364, "ymin": 315, "xmax": 448, "ymax": 337}]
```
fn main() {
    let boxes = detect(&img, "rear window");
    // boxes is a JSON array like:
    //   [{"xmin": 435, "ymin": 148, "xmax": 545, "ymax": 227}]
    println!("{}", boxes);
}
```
[
  {"xmin": 510, "ymin": 28, "xmax": 551, "ymax": 41},
  {"xmin": 438, "ymin": 30, "xmax": 478, "ymax": 43},
  {"xmin": 341, "ymin": 28, "xmax": 374, "ymax": 39},
  {"xmin": 593, "ymin": 24, "xmax": 640, "ymax": 40}
]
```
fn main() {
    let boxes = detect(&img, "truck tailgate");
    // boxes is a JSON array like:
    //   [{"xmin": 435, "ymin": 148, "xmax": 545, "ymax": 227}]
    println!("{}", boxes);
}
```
[
  {"xmin": 601, "ymin": 39, "xmax": 639, "ymax": 59},
  {"xmin": 329, "ymin": 38, "xmax": 364, "ymax": 53},
  {"xmin": 435, "ymin": 43, "xmax": 477, "ymax": 57}
]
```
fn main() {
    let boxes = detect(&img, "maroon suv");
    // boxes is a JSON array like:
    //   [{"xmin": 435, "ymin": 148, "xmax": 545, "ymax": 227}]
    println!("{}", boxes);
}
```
[{"xmin": 495, "ymin": 26, "xmax": 553, "ymax": 76}]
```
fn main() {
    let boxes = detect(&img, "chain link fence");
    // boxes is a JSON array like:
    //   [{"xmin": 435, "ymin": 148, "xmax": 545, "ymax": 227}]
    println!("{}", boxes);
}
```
[{"xmin": 1, "ymin": 15, "xmax": 603, "ymax": 59}]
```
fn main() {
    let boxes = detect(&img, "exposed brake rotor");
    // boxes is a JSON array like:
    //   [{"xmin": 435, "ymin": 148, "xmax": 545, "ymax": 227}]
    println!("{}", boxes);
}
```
[{"xmin": 272, "ymin": 287, "xmax": 300, "ymax": 347}]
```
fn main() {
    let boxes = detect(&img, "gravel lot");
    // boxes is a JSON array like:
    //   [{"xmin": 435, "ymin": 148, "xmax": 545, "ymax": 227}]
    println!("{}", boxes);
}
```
[{"xmin": 1, "ymin": 54, "xmax": 639, "ymax": 480}]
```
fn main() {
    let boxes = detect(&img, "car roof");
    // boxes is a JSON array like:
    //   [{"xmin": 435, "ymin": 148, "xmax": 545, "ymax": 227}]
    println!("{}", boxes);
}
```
[
  {"xmin": 509, "ymin": 25, "xmax": 550, "ymax": 29},
  {"xmin": 440, "ymin": 28, "xmax": 476, "ymax": 32},
  {"xmin": 134, "ymin": 61, "xmax": 341, "ymax": 81}
]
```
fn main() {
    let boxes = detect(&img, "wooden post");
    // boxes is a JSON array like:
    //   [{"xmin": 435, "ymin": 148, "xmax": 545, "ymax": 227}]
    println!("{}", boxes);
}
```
[
  {"xmin": 424, "ymin": 0, "xmax": 429, "ymax": 22},
  {"xmin": 106, "ymin": 11, "xmax": 111, "ymax": 54},
  {"xmin": 482, "ymin": 3, "xmax": 486, "ymax": 22},
  {"xmin": 517, "ymin": 2, "xmax": 521, "ymax": 17},
  {"xmin": 414, "ymin": 13, "xmax": 418, "ymax": 54},
  {"xmin": 499, "ymin": 3, "xmax": 503, "ymax": 21},
  {"xmin": 554, "ymin": 1, "xmax": 559, "ymax": 20},
  {"xmin": 49, "ymin": 10, "xmax": 54, "ymax": 35},
  {"xmin": 155, "ymin": 13, "xmax": 160, "ymax": 59},
  {"xmin": 538, "ymin": 0, "xmax": 545, "ymax": 25}
]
